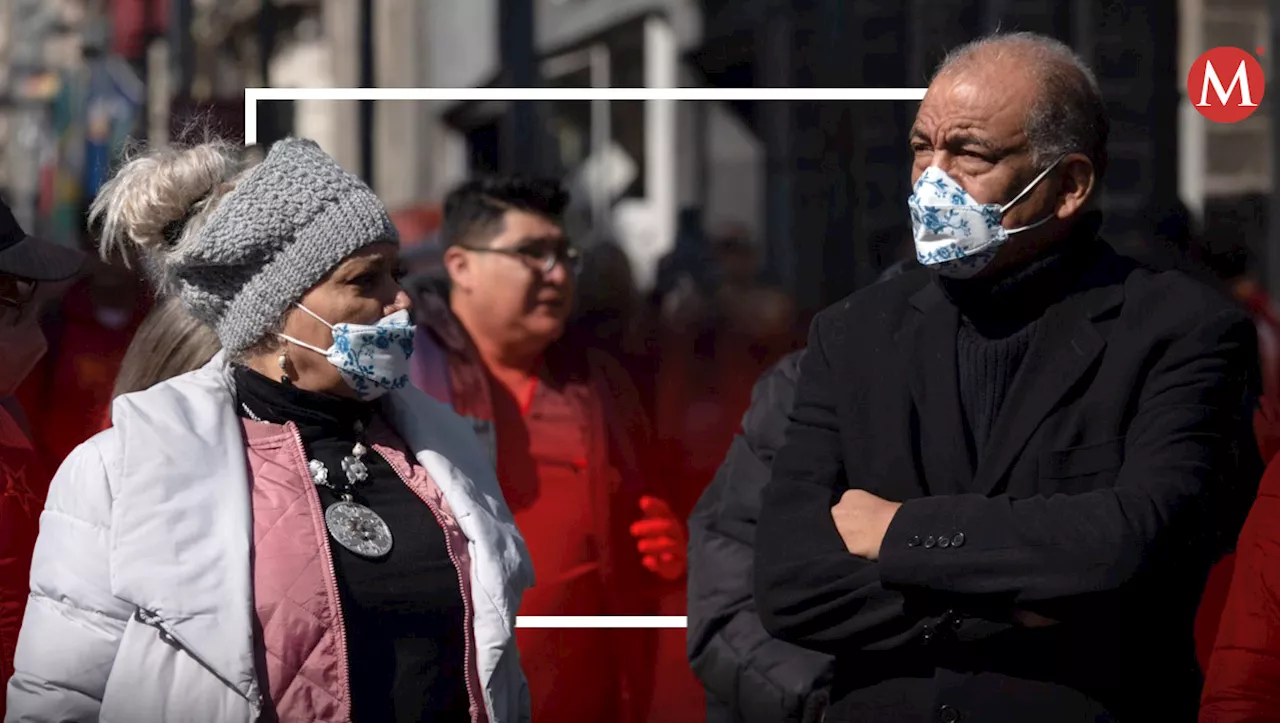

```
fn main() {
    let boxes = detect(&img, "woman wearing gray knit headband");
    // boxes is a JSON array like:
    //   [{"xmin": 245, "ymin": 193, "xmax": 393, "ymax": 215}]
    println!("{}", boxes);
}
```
[{"xmin": 5, "ymin": 138, "xmax": 534, "ymax": 723}]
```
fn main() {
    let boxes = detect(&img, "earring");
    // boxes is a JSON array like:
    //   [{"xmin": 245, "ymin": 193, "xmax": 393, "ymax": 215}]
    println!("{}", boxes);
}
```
[{"xmin": 278, "ymin": 352, "xmax": 293, "ymax": 385}]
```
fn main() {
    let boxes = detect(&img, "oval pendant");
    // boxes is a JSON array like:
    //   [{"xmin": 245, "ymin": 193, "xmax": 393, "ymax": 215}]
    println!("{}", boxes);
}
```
[{"xmin": 324, "ymin": 500, "xmax": 394, "ymax": 559}]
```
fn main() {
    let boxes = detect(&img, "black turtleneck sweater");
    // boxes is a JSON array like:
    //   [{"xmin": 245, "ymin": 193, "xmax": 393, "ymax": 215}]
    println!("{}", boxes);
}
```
[
  {"xmin": 939, "ymin": 235, "xmax": 1100, "ymax": 463},
  {"xmin": 234, "ymin": 366, "xmax": 470, "ymax": 723}
]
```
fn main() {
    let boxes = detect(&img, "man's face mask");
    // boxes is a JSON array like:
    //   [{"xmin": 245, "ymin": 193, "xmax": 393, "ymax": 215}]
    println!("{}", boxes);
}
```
[{"xmin": 908, "ymin": 155, "xmax": 1065, "ymax": 278}]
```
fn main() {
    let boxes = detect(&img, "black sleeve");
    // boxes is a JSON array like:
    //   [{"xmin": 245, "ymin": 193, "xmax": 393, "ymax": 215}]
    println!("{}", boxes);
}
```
[
  {"xmin": 754, "ymin": 312, "xmax": 999, "ymax": 653},
  {"xmin": 687, "ymin": 352, "xmax": 835, "ymax": 723},
  {"xmin": 877, "ymin": 308, "xmax": 1263, "ymax": 610}
]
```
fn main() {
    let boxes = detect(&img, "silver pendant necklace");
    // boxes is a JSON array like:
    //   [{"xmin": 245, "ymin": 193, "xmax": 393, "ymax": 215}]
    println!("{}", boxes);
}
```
[{"xmin": 241, "ymin": 403, "xmax": 394, "ymax": 559}]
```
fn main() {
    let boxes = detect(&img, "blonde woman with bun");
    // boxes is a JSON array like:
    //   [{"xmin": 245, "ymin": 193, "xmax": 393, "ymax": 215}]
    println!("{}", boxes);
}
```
[{"xmin": 5, "ymin": 137, "xmax": 533, "ymax": 723}]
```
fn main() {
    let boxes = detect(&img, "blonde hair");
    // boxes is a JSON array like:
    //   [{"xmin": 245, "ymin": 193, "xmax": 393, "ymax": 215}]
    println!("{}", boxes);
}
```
[
  {"xmin": 88, "ymin": 136, "xmax": 257, "ymax": 293},
  {"xmin": 112, "ymin": 295, "xmax": 222, "ymax": 399}
]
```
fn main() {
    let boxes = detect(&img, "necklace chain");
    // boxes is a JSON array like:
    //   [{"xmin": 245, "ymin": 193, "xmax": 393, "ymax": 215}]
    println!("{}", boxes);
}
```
[{"xmin": 239, "ymin": 400, "xmax": 392, "ymax": 558}]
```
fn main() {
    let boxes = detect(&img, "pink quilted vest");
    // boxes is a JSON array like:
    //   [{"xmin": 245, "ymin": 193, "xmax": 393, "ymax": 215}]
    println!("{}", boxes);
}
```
[{"xmin": 241, "ymin": 416, "xmax": 489, "ymax": 723}]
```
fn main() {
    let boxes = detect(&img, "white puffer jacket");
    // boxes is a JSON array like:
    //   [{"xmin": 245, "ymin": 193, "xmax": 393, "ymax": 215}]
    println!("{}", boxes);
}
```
[{"xmin": 5, "ymin": 355, "xmax": 534, "ymax": 722}]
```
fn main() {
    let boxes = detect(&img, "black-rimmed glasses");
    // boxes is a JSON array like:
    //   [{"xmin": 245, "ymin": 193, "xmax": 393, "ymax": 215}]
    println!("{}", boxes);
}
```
[{"xmin": 464, "ymin": 244, "xmax": 582, "ymax": 275}]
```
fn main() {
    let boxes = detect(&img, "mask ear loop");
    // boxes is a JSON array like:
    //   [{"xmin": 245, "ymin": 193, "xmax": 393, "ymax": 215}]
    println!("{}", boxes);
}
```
[
  {"xmin": 999, "ymin": 154, "xmax": 1068, "ymax": 234},
  {"xmin": 277, "ymin": 304, "xmax": 337, "ymax": 357},
  {"xmin": 1004, "ymin": 213, "xmax": 1057, "ymax": 236},
  {"xmin": 999, "ymin": 154, "xmax": 1066, "ymax": 215}
]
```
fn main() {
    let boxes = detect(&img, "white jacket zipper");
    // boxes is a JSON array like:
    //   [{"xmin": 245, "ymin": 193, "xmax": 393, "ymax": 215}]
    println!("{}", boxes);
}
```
[{"xmin": 133, "ymin": 607, "xmax": 263, "ymax": 717}]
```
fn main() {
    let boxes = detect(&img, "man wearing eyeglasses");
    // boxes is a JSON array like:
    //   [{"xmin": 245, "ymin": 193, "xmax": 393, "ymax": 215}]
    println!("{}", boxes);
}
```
[
  {"xmin": 0, "ymin": 196, "xmax": 85, "ymax": 717},
  {"xmin": 406, "ymin": 176, "xmax": 685, "ymax": 723}
]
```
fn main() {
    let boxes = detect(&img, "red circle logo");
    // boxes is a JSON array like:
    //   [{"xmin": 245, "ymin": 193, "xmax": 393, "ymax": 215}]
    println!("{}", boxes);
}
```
[{"xmin": 1188, "ymin": 47, "xmax": 1266, "ymax": 123}]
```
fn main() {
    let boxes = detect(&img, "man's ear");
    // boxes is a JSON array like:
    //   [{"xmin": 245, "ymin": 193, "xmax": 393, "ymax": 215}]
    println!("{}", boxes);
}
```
[
  {"xmin": 442, "ymin": 245, "xmax": 469, "ymax": 290},
  {"xmin": 1055, "ymin": 153, "xmax": 1097, "ymax": 219}
]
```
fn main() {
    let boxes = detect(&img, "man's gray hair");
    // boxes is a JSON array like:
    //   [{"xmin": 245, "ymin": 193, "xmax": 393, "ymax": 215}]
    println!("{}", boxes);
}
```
[{"xmin": 933, "ymin": 31, "xmax": 1110, "ymax": 179}]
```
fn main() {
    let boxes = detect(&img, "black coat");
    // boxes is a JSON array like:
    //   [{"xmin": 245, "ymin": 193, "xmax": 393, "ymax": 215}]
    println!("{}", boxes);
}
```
[
  {"xmin": 754, "ymin": 238, "xmax": 1264, "ymax": 723},
  {"xmin": 687, "ymin": 349, "xmax": 835, "ymax": 723}
]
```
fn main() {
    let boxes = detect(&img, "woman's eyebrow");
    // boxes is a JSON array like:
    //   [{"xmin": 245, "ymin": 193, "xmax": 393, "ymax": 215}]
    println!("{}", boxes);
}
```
[{"xmin": 336, "ymin": 256, "xmax": 381, "ymax": 278}]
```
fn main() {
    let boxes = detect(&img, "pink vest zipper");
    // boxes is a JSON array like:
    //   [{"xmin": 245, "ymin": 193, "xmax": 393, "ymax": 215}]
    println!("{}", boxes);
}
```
[{"xmin": 244, "ymin": 417, "xmax": 487, "ymax": 722}]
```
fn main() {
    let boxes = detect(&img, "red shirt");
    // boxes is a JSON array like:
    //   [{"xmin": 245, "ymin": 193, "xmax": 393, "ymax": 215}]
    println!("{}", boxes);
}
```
[{"xmin": 486, "ymin": 372, "xmax": 625, "ymax": 722}]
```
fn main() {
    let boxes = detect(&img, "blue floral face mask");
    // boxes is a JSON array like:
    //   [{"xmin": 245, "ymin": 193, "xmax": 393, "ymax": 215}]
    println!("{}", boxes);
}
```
[
  {"xmin": 908, "ymin": 155, "xmax": 1064, "ymax": 278},
  {"xmin": 279, "ymin": 305, "xmax": 416, "ymax": 401}
]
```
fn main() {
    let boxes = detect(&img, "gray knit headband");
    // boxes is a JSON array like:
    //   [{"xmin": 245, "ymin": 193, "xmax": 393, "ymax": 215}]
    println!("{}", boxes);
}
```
[{"xmin": 164, "ymin": 137, "xmax": 398, "ymax": 354}]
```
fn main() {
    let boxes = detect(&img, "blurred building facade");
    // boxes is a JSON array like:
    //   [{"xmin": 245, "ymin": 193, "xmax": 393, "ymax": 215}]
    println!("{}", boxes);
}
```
[
  {"xmin": 249, "ymin": 0, "xmax": 1193, "ymax": 312},
  {"xmin": 0, "ymin": 0, "xmax": 87, "ymax": 235},
  {"xmin": 2, "ymin": 0, "xmax": 1275, "ymax": 314}
]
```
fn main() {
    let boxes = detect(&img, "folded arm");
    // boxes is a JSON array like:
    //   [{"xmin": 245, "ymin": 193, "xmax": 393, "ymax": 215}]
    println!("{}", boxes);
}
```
[
  {"xmin": 753, "ymin": 313, "xmax": 1011, "ymax": 654},
  {"xmin": 877, "ymin": 309, "xmax": 1262, "ymax": 609}
]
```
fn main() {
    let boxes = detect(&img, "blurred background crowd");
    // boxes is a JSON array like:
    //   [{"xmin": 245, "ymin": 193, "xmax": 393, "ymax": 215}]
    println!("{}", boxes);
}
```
[{"xmin": 1, "ymin": 0, "xmax": 1278, "ymax": 721}]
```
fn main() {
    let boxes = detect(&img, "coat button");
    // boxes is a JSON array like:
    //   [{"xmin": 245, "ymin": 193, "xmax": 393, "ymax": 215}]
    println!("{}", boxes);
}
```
[
  {"xmin": 908, "ymin": 535, "xmax": 922, "ymax": 547},
  {"xmin": 951, "ymin": 532, "xmax": 965, "ymax": 548},
  {"xmin": 939, "ymin": 705, "xmax": 960, "ymax": 723},
  {"xmin": 937, "ymin": 536, "xmax": 951, "ymax": 548},
  {"xmin": 923, "ymin": 535, "xmax": 936, "ymax": 548}
]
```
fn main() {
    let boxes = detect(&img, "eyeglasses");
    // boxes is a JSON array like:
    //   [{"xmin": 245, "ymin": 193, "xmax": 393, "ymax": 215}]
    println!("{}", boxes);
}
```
[{"xmin": 464, "ymin": 243, "xmax": 582, "ymax": 275}]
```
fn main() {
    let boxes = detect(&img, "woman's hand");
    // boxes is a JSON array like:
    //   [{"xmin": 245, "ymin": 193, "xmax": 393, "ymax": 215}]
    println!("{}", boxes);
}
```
[{"xmin": 629, "ymin": 495, "xmax": 687, "ymax": 581}]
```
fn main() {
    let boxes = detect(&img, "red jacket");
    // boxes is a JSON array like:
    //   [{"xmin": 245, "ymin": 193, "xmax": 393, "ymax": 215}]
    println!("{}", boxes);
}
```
[
  {"xmin": 1192, "ymin": 280, "xmax": 1280, "ymax": 677},
  {"xmin": 0, "ymin": 402, "xmax": 48, "ymax": 721},
  {"xmin": 1200, "ymin": 453, "xmax": 1280, "ymax": 721}
]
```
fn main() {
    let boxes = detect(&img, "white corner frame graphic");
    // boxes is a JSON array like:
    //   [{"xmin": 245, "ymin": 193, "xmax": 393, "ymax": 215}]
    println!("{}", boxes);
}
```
[{"xmin": 241, "ymin": 84, "xmax": 927, "ymax": 628}]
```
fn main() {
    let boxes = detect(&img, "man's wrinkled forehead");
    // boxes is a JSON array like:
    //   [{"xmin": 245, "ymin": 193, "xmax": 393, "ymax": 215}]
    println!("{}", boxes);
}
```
[{"xmin": 913, "ymin": 66, "xmax": 1035, "ymax": 146}]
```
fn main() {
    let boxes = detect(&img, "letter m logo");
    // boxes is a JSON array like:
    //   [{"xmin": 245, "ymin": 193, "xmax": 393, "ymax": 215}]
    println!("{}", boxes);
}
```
[
  {"xmin": 1198, "ymin": 59, "xmax": 1258, "ymax": 107},
  {"xmin": 1189, "ymin": 47, "xmax": 1266, "ymax": 123}
]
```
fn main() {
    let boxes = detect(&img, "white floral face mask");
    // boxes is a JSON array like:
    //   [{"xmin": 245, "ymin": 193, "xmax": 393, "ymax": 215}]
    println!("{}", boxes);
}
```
[
  {"xmin": 908, "ymin": 155, "xmax": 1064, "ymax": 278},
  {"xmin": 279, "ymin": 305, "xmax": 416, "ymax": 401}
]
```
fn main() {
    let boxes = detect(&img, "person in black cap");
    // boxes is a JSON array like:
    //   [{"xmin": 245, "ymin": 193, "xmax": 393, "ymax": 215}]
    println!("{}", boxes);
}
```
[
  {"xmin": 0, "ymin": 194, "xmax": 85, "ymax": 425},
  {"xmin": 0, "ymin": 200, "xmax": 86, "ymax": 368},
  {"xmin": 0, "ymin": 194, "xmax": 85, "ymax": 713}
]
